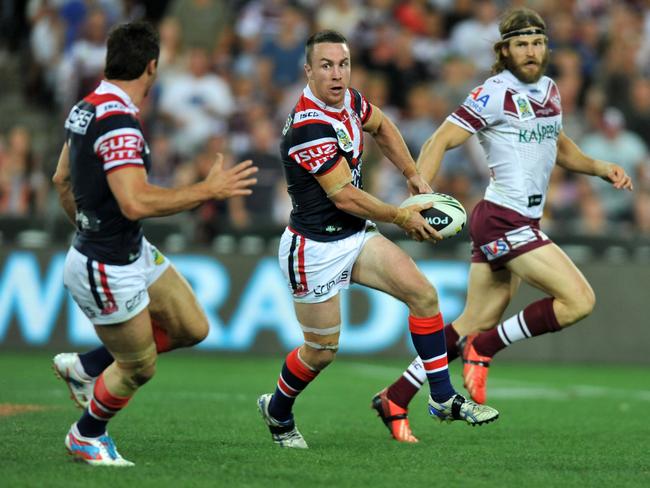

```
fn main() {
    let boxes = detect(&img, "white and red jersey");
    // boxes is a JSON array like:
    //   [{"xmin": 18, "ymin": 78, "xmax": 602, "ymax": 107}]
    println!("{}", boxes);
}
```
[
  {"xmin": 448, "ymin": 70, "xmax": 562, "ymax": 218},
  {"xmin": 280, "ymin": 85, "xmax": 372, "ymax": 241},
  {"xmin": 64, "ymin": 80, "xmax": 151, "ymax": 264}
]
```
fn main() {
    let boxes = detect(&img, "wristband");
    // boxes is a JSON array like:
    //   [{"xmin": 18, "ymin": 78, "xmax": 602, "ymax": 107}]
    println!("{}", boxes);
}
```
[{"xmin": 392, "ymin": 207, "xmax": 411, "ymax": 226}]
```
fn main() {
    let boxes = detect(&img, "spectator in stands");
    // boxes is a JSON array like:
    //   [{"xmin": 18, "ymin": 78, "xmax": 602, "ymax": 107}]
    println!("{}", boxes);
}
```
[
  {"xmin": 580, "ymin": 108, "xmax": 648, "ymax": 229},
  {"xmin": 159, "ymin": 46, "xmax": 235, "ymax": 157},
  {"xmin": 167, "ymin": 0, "xmax": 232, "ymax": 53},
  {"xmin": 448, "ymin": 0, "xmax": 500, "ymax": 74},
  {"xmin": 56, "ymin": 8, "xmax": 108, "ymax": 110},
  {"xmin": 316, "ymin": 0, "xmax": 363, "ymax": 39},
  {"xmin": 230, "ymin": 118, "xmax": 286, "ymax": 232},
  {"xmin": 624, "ymin": 76, "xmax": 650, "ymax": 148},
  {"xmin": 0, "ymin": 126, "xmax": 48, "ymax": 216}
]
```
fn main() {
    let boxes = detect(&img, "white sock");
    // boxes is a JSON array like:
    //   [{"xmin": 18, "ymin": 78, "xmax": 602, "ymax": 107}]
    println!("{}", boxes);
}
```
[
  {"xmin": 403, "ymin": 356, "xmax": 427, "ymax": 387},
  {"xmin": 496, "ymin": 311, "xmax": 532, "ymax": 347}
]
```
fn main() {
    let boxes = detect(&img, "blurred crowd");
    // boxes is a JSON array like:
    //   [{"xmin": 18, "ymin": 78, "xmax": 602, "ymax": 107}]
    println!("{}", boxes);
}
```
[{"xmin": 1, "ymin": 0, "xmax": 649, "ymax": 243}]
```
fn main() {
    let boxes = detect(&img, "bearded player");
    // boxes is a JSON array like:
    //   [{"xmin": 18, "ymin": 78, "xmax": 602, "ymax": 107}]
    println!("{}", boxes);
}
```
[{"xmin": 371, "ymin": 7, "xmax": 633, "ymax": 443}]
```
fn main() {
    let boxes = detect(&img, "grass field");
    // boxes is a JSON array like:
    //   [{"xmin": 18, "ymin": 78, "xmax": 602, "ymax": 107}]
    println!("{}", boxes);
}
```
[{"xmin": 1, "ymin": 352, "xmax": 649, "ymax": 487}]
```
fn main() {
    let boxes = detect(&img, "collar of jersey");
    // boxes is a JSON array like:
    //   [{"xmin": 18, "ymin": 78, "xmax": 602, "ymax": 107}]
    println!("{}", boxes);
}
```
[
  {"xmin": 303, "ymin": 84, "xmax": 348, "ymax": 113},
  {"xmin": 501, "ymin": 69, "xmax": 545, "ymax": 91},
  {"xmin": 96, "ymin": 80, "xmax": 140, "ymax": 113}
]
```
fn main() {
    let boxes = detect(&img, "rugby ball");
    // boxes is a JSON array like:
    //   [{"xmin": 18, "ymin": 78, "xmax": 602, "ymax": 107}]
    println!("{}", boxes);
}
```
[{"xmin": 399, "ymin": 193, "xmax": 467, "ymax": 239}]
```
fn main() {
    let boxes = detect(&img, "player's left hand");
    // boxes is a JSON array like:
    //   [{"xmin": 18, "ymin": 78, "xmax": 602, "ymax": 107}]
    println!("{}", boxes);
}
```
[
  {"xmin": 601, "ymin": 162, "xmax": 633, "ymax": 191},
  {"xmin": 406, "ymin": 174, "xmax": 433, "ymax": 195}
]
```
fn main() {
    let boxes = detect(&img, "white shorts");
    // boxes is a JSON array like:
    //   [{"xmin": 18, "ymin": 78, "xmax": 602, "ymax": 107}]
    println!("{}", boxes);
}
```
[
  {"xmin": 278, "ymin": 222, "xmax": 379, "ymax": 304},
  {"xmin": 63, "ymin": 237, "xmax": 171, "ymax": 325}
]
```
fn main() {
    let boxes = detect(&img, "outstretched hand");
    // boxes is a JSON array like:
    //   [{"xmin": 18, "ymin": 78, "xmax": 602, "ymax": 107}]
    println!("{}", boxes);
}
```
[
  {"xmin": 205, "ymin": 153, "xmax": 259, "ymax": 200},
  {"xmin": 601, "ymin": 162, "xmax": 633, "ymax": 191}
]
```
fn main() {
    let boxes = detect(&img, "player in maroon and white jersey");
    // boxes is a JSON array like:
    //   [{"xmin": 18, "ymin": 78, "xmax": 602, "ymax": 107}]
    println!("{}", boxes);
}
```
[
  {"xmin": 51, "ymin": 22, "xmax": 257, "ymax": 466},
  {"xmin": 375, "ymin": 7, "xmax": 634, "ymax": 440},
  {"xmin": 257, "ymin": 30, "xmax": 500, "ymax": 449}
]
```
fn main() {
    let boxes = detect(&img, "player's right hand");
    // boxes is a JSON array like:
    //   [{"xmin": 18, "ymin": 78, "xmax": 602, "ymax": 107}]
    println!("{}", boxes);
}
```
[
  {"xmin": 396, "ymin": 203, "xmax": 442, "ymax": 242},
  {"xmin": 205, "ymin": 153, "xmax": 258, "ymax": 199}
]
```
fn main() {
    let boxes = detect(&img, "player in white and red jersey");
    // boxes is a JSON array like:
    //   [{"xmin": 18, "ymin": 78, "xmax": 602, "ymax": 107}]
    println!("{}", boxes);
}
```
[
  {"xmin": 257, "ymin": 30, "xmax": 500, "ymax": 449},
  {"xmin": 374, "ymin": 7, "xmax": 633, "ymax": 441},
  {"xmin": 51, "ymin": 22, "xmax": 258, "ymax": 466}
]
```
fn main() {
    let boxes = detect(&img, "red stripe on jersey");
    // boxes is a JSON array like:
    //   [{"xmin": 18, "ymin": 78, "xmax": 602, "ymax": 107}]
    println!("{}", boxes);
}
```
[
  {"xmin": 408, "ymin": 313, "xmax": 444, "ymax": 334},
  {"xmin": 423, "ymin": 355, "xmax": 448, "ymax": 372},
  {"xmin": 453, "ymin": 106, "xmax": 486, "ymax": 131},
  {"xmin": 286, "ymin": 348, "xmax": 317, "ymax": 382},
  {"xmin": 84, "ymin": 92, "xmax": 126, "ymax": 107},
  {"xmin": 318, "ymin": 157, "xmax": 346, "ymax": 176},
  {"xmin": 105, "ymin": 163, "xmax": 145, "ymax": 174}
]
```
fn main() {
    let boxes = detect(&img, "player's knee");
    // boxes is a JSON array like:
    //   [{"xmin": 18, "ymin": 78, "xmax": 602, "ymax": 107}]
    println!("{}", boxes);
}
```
[
  {"xmin": 407, "ymin": 282, "xmax": 439, "ymax": 316},
  {"xmin": 572, "ymin": 286, "xmax": 596, "ymax": 323},
  {"xmin": 187, "ymin": 316, "xmax": 209, "ymax": 346}
]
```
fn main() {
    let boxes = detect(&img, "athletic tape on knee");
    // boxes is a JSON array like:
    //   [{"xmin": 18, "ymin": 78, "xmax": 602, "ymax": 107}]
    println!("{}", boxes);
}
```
[
  {"xmin": 113, "ymin": 342, "xmax": 157, "ymax": 369},
  {"xmin": 304, "ymin": 340, "xmax": 339, "ymax": 351},
  {"xmin": 299, "ymin": 323, "xmax": 341, "ymax": 335}
]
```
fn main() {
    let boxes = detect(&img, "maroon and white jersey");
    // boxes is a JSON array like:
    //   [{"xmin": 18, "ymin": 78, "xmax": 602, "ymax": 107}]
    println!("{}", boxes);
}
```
[
  {"xmin": 64, "ymin": 80, "xmax": 151, "ymax": 264},
  {"xmin": 448, "ymin": 70, "xmax": 562, "ymax": 218},
  {"xmin": 280, "ymin": 85, "xmax": 372, "ymax": 241}
]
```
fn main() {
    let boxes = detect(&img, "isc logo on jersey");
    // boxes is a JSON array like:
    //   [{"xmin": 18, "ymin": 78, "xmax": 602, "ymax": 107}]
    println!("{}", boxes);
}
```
[{"xmin": 95, "ymin": 129, "xmax": 144, "ymax": 163}]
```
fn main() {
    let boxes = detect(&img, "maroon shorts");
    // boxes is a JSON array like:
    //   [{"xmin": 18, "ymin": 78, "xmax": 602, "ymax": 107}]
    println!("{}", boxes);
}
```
[{"xmin": 470, "ymin": 200, "xmax": 552, "ymax": 271}]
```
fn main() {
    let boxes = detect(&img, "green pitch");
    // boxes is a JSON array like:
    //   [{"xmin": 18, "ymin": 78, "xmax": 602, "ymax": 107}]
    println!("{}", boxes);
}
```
[{"xmin": 1, "ymin": 352, "xmax": 648, "ymax": 487}]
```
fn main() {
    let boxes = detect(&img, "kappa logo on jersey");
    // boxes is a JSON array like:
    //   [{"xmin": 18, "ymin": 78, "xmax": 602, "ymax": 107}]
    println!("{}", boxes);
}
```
[
  {"xmin": 465, "ymin": 86, "xmax": 491, "ymax": 113},
  {"xmin": 65, "ymin": 106, "xmax": 94, "ymax": 135},
  {"xmin": 480, "ymin": 238, "xmax": 510, "ymax": 261},
  {"xmin": 335, "ymin": 127, "xmax": 353, "ymax": 151},
  {"xmin": 289, "ymin": 137, "xmax": 339, "ymax": 171},
  {"xmin": 94, "ymin": 128, "xmax": 145, "ymax": 168},
  {"xmin": 513, "ymin": 93, "xmax": 535, "ymax": 120}
]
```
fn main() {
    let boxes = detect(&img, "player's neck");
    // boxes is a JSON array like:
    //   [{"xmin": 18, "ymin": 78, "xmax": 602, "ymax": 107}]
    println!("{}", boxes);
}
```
[{"xmin": 105, "ymin": 78, "xmax": 147, "ymax": 107}]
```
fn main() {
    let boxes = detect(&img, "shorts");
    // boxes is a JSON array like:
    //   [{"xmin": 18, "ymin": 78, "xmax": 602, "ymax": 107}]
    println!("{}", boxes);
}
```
[
  {"xmin": 470, "ymin": 200, "xmax": 551, "ymax": 271},
  {"xmin": 63, "ymin": 237, "xmax": 171, "ymax": 325},
  {"xmin": 278, "ymin": 222, "xmax": 379, "ymax": 304}
]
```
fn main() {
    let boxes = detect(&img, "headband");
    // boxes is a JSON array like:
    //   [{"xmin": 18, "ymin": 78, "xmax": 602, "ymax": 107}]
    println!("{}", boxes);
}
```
[{"xmin": 501, "ymin": 27, "xmax": 546, "ymax": 40}]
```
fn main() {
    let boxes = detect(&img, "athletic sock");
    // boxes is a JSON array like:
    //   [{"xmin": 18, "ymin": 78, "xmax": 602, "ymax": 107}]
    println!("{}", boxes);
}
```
[
  {"xmin": 76, "ymin": 374, "xmax": 131, "ymax": 438},
  {"xmin": 78, "ymin": 347, "xmax": 114, "ymax": 378},
  {"xmin": 386, "ymin": 356, "xmax": 426, "ymax": 409},
  {"xmin": 444, "ymin": 323, "xmax": 461, "ymax": 362},
  {"xmin": 473, "ymin": 297, "xmax": 562, "ymax": 357},
  {"xmin": 409, "ymin": 313, "xmax": 456, "ymax": 403},
  {"xmin": 385, "ymin": 322, "xmax": 460, "ymax": 408},
  {"xmin": 268, "ymin": 347, "xmax": 319, "ymax": 422}
]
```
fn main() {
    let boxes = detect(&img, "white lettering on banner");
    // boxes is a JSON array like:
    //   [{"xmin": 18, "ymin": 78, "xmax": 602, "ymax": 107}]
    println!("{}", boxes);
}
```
[
  {"xmin": 0, "ymin": 252, "xmax": 469, "ymax": 352},
  {"xmin": 0, "ymin": 252, "xmax": 65, "ymax": 344},
  {"xmin": 227, "ymin": 258, "xmax": 303, "ymax": 350}
]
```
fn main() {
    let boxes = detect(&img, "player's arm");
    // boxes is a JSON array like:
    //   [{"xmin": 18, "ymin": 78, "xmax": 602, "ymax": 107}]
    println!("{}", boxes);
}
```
[
  {"xmin": 556, "ymin": 130, "xmax": 633, "ymax": 190},
  {"xmin": 52, "ymin": 143, "xmax": 76, "ymax": 225},
  {"xmin": 416, "ymin": 120, "xmax": 473, "ymax": 184},
  {"xmin": 363, "ymin": 104, "xmax": 431, "ymax": 194},
  {"xmin": 107, "ymin": 154, "xmax": 258, "ymax": 221},
  {"xmin": 316, "ymin": 158, "xmax": 440, "ymax": 241}
]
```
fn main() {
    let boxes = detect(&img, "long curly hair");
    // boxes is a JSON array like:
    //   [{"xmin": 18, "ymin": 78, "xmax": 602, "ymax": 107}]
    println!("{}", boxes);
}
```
[{"xmin": 491, "ymin": 8, "xmax": 547, "ymax": 75}]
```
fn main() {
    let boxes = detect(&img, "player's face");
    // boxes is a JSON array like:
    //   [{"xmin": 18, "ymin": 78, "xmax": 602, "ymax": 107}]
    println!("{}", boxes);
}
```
[
  {"xmin": 305, "ymin": 42, "xmax": 351, "ymax": 108},
  {"xmin": 503, "ymin": 34, "xmax": 549, "ymax": 84}
]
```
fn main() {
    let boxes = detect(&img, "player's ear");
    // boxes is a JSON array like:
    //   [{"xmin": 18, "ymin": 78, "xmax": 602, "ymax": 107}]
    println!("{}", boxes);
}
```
[
  {"xmin": 304, "ymin": 63, "xmax": 312, "ymax": 81},
  {"xmin": 146, "ymin": 59, "xmax": 157, "ymax": 76}
]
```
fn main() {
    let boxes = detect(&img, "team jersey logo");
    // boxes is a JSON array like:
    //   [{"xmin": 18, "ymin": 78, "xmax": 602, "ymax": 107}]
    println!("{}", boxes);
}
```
[
  {"xmin": 288, "ymin": 137, "xmax": 339, "ymax": 172},
  {"xmin": 513, "ymin": 93, "xmax": 535, "ymax": 120},
  {"xmin": 335, "ymin": 127, "xmax": 353, "ymax": 152},
  {"xmin": 65, "ymin": 106, "xmax": 94, "ymax": 135}
]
